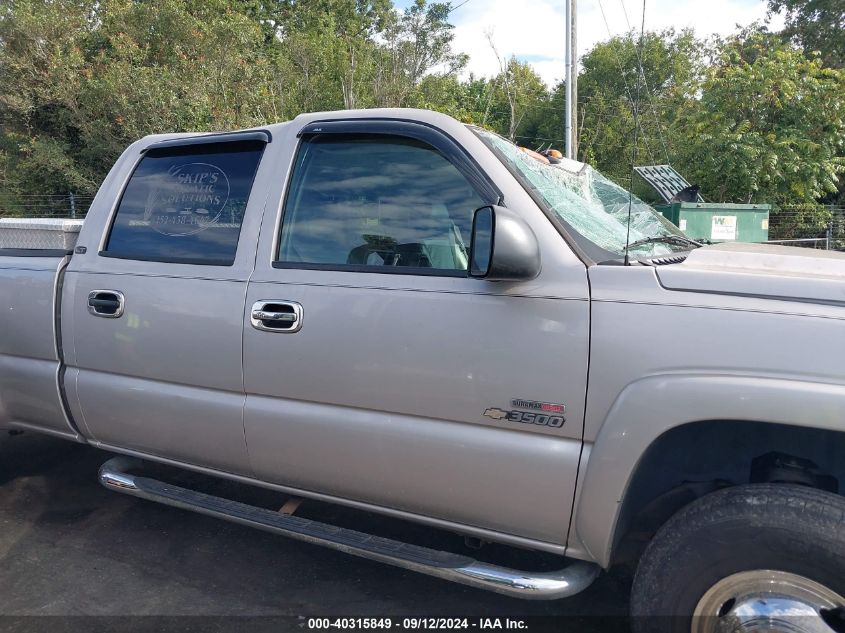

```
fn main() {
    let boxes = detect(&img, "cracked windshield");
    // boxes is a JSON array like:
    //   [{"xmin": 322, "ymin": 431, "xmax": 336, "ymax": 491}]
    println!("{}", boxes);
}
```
[{"xmin": 474, "ymin": 127, "xmax": 695, "ymax": 259}]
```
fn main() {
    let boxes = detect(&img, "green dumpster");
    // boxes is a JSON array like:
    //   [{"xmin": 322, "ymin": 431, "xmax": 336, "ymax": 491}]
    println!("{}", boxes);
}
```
[{"xmin": 655, "ymin": 202, "xmax": 770, "ymax": 243}]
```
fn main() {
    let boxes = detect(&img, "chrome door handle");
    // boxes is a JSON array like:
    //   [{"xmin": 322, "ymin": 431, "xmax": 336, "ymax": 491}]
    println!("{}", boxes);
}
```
[
  {"xmin": 250, "ymin": 300, "xmax": 303, "ymax": 333},
  {"xmin": 88, "ymin": 290, "xmax": 125, "ymax": 318},
  {"xmin": 253, "ymin": 310, "xmax": 297, "ymax": 323}
]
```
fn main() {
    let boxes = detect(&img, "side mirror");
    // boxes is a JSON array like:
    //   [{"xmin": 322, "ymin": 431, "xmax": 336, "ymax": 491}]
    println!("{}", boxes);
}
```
[{"xmin": 469, "ymin": 205, "xmax": 541, "ymax": 281}]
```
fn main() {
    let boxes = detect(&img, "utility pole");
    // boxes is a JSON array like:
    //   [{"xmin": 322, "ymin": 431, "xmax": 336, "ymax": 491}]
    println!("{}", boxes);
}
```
[{"xmin": 565, "ymin": 0, "xmax": 578, "ymax": 159}]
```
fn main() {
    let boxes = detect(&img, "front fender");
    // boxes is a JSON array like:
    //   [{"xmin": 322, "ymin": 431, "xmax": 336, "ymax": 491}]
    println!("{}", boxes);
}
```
[{"xmin": 573, "ymin": 373, "xmax": 845, "ymax": 567}]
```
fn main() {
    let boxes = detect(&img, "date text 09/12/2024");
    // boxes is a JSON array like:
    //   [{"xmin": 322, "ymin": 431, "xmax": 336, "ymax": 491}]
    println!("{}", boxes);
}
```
[{"xmin": 307, "ymin": 618, "xmax": 529, "ymax": 630}]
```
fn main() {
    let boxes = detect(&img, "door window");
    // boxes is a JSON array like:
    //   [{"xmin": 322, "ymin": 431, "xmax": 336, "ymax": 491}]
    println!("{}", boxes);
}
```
[
  {"xmin": 277, "ymin": 136, "xmax": 486, "ymax": 274},
  {"xmin": 104, "ymin": 140, "xmax": 265, "ymax": 265}
]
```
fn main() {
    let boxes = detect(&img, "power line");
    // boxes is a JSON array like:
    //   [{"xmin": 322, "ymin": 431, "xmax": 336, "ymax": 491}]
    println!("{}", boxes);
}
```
[
  {"xmin": 623, "ymin": 0, "xmax": 647, "ymax": 266},
  {"xmin": 595, "ymin": 0, "xmax": 656, "ymax": 158},
  {"xmin": 448, "ymin": 0, "xmax": 471, "ymax": 12},
  {"xmin": 619, "ymin": 0, "xmax": 671, "ymax": 163}
]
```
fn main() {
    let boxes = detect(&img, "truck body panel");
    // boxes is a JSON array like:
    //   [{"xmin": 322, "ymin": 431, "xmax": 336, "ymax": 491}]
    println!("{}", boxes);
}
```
[
  {"xmin": 236, "ymin": 111, "xmax": 591, "ymax": 544},
  {"xmin": 243, "ymin": 279, "xmax": 587, "ymax": 544},
  {"xmin": 0, "ymin": 254, "xmax": 76, "ymax": 437},
  {"xmin": 575, "ymin": 263, "xmax": 845, "ymax": 565},
  {"xmin": 58, "ymin": 127, "xmax": 279, "ymax": 475},
  {"xmin": 1, "ymin": 108, "xmax": 844, "ymax": 587}
]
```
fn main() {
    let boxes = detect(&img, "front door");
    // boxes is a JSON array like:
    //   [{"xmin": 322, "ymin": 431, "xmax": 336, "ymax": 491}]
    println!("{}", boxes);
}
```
[
  {"xmin": 64, "ymin": 133, "xmax": 271, "ymax": 475},
  {"xmin": 242, "ymin": 119, "xmax": 590, "ymax": 547}
]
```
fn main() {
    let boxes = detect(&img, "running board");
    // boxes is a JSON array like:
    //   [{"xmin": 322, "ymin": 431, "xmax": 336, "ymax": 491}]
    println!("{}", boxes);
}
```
[{"xmin": 98, "ymin": 456, "xmax": 599, "ymax": 600}]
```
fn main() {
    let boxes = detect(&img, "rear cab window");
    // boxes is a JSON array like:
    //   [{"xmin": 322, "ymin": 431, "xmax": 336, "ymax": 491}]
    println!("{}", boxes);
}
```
[{"xmin": 103, "ymin": 139, "xmax": 266, "ymax": 265}]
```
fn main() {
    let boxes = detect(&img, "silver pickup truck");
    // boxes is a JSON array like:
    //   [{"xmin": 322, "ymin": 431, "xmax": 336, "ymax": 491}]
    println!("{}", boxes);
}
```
[{"xmin": 2, "ymin": 108, "xmax": 844, "ymax": 632}]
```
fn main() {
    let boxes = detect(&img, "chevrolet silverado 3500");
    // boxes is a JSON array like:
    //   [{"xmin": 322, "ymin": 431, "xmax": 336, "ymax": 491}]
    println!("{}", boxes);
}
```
[{"xmin": 1, "ymin": 108, "xmax": 844, "ymax": 633}]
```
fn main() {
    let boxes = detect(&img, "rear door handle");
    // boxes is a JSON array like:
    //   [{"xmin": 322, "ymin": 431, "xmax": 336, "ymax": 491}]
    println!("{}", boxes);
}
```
[
  {"xmin": 88, "ymin": 290, "xmax": 125, "ymax": 318},
  {"xmin": 250, "ymin": 300, "xmax": 303, "ymax": 333}
]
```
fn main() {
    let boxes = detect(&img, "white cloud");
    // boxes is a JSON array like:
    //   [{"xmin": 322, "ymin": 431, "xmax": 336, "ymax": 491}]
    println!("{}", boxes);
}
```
[{"xmin": 449, "ymin": 0, "xmax": 786, "ymax": 86}]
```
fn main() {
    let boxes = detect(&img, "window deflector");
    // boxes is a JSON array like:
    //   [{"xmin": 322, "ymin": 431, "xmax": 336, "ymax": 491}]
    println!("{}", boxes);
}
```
[
  {"xmin": 143, "ymin": 130, "xmax": 271, "ymax": 153},
  {"xmin": 296, "ymin": 119, "xmax": 500, "ymax": 203}
]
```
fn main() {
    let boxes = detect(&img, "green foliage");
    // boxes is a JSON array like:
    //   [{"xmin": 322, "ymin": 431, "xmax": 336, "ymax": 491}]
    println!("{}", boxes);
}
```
[
  {"xmin": 0, "ymin": 0, "xmax": 278, "ymax": 204},
  {"xmin": 675, "ymin": 30, "xmax": 845, "ymax": 205},
  {"xmin": 0, "ymin": 0, "xmax": 467, "ymax": 213},
  {"xmin": 768, "ymin": 0, "xmax": 845, "ymax": 68},
  {"xmin": 0, "ymin": 0, "xmax": 844, "ymax": 215},
  {"xmin": 474, "ymin": 58, "xmax": 547, "ymax": 141},
  {"xmin": 502, "ymin": 28, "xmax": 710, "ymax": 204},
  {"xmin": 576, "ymin": 29, "xmax": 707, "ymax": 185},
  {"xmin": 0, "ymin": 0, "xmax": 96, "ymax": 199}
]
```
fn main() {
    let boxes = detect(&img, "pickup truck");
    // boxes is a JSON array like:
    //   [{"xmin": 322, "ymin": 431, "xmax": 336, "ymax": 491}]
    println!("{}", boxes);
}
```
[{"xmin": 1, "ymin": 108, "xmax": 844, "ymax": 632}]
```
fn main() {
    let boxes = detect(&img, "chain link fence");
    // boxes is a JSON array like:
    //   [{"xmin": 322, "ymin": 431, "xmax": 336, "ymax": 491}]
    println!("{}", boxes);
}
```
[
  {"xmin": 2, "ymin": 194, "xmax": 844, "ymax": 251},
  {"xmin": 0, "ymin": 194, "xmax": 94, "ymax": 219},
  {"xmin": 767, "ymin": 206, "xmax": 845, "ymax": 251}
]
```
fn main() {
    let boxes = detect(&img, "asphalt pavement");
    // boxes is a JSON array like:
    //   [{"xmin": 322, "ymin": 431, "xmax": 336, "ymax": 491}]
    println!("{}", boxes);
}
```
[{"xmin": 0, "ymin": 431, "xmax": 631, "ymax": 632}]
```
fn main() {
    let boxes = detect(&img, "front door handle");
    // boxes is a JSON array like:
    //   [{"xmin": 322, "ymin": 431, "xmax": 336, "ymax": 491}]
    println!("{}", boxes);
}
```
[
  {"xmin": 88, "ymin": 290, "xmax": 125, "ymax": 318},
  {"xmin": 250, "ymin": 300, "xmax": 303, "ymax": 333}
]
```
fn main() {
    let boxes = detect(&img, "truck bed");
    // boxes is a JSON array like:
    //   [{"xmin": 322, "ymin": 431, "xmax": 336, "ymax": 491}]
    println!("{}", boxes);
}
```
[{"xmin": 0, "ymin": 250, "xmax": 76, "ymax": 437}]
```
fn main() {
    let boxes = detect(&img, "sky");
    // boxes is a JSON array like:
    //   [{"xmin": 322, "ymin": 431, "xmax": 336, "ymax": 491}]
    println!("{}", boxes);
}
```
[{"xmin": 397, "ymin": 0, "xmax": 786, "ymax": 86}]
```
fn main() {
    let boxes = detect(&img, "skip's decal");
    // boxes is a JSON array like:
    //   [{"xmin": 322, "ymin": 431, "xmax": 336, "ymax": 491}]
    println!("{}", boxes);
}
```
[{"xmin": 483, "ymin": 399, "xmax": 566, "ymax": 428}]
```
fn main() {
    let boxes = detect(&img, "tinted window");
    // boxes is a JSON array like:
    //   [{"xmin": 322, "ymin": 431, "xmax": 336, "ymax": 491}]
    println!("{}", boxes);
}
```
[
  {"xmin": 277, "ymin": 136, "xmax": 485, "ymax": 273},
  {"xmin": 104, "ymin": 140, "xmax": 265, "ymax": 265}
]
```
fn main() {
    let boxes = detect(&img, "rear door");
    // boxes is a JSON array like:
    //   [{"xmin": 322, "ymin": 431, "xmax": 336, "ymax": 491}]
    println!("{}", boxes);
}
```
[
  {"xmin": 63, "ymin": 132, "xmax": 272, "ymax": 474},
  {"xmin": 242, "ymin": 118, "xmax": 591, "ymax": 547}
]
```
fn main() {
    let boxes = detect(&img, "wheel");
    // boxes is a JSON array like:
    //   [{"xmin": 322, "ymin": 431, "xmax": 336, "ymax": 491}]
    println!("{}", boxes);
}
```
[{"xmin": 630, "ymin": 483, "xmax": 845, "ymax": 633}]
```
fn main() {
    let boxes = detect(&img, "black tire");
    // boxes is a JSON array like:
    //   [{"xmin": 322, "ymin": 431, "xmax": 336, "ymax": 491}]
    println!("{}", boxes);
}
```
[{"xmin": 630, "ymin": 483, "xmax": 845, "ymax": 632}]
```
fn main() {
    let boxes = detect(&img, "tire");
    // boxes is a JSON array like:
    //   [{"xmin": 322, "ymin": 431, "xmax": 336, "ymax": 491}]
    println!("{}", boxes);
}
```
[{"xmin": 630, "ymin": 483, "xmax": 845, "ymax": 633}]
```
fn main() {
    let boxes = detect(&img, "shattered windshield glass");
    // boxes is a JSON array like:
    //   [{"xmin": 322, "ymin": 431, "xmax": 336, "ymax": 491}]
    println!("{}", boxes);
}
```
[{"xmin": 472, "ymin": 127, "xmax": 692, "ymax": 259}]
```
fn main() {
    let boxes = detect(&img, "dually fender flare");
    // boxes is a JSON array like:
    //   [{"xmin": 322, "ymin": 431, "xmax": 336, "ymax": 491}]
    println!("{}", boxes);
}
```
[{"xmin": 573, "ymin": 373, "xmax": 845, "ymax": 568}]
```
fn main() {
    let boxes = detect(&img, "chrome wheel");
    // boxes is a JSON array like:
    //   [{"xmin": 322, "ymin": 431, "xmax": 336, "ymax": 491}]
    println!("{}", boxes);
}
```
[{"xmin": 692, "ymin": 570, "xmax": 845, "ymax": 633}]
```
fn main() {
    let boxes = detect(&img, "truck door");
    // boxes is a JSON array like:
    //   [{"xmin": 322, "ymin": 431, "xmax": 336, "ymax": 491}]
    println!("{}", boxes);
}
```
[
  {"xmin": 242, "ymin": 119, "xmax": 590, "ymax": 547},
  {"xmin": 63, "ymin": 132, "xmax": 272, "ymax": 475}
]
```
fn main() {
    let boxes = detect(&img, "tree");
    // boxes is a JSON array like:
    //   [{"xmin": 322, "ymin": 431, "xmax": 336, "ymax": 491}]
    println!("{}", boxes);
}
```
[
  {"xmin": 0, "ymin": 0, "xmax": 470, "ymax": 212},
  {"xmin": 3, "ymin": 0, "xmax": 844, "ymax": 215},
  {"xmin": 570, "ymin": 30, "xmax": 707, "ymax": 184},
  {"xmin": 675, "ymin": 29, "xmax": 845, "ymax": 205},
  {"xmin": 484, "ymin": 34, "xmax": 547, "ymax": 141},
  {"xmin": 768, "ymin": 0, "xmax": 845, "ymax": 68},
  {"xmin": 0, "ymin": 0, "xmax": 279, "ymax": 206},
  {"xmin": 232, "ymin": 0, "xmax": 464, "ymax": 111},
  {"xmin": 373, "ymin": 0, "xmax": 467, "ymax": 107},
  {"xmin": 408, "ymin": 74, "xmax": 474, "ymax": 121},
  {"xmin": 0, "ymin": 0, "xmax": 99, "ymax": 198}
]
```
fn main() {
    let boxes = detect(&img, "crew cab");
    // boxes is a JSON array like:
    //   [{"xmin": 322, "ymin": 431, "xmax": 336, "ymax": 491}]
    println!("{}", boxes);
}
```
[{"xmin": 1, "ymin": 109, "xmax": 844, "ymax": 632}]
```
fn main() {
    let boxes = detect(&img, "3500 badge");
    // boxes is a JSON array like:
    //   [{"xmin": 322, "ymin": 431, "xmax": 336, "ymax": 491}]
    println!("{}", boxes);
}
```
[{"xmin": 483, "ymin": 399, "xmax": 566, "ymax": 428}]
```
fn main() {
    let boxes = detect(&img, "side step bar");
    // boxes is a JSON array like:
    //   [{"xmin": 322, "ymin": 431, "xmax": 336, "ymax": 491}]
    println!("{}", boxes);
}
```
[{"xmin": 99, "ymin": 456, "xmax": 599, "ymax": 600}]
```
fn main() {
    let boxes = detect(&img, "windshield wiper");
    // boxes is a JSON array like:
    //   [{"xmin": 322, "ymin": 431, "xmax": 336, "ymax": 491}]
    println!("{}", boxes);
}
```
[{"xmin": 626, "ymin": 235, "xmax": 702, "ymax": 250}]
